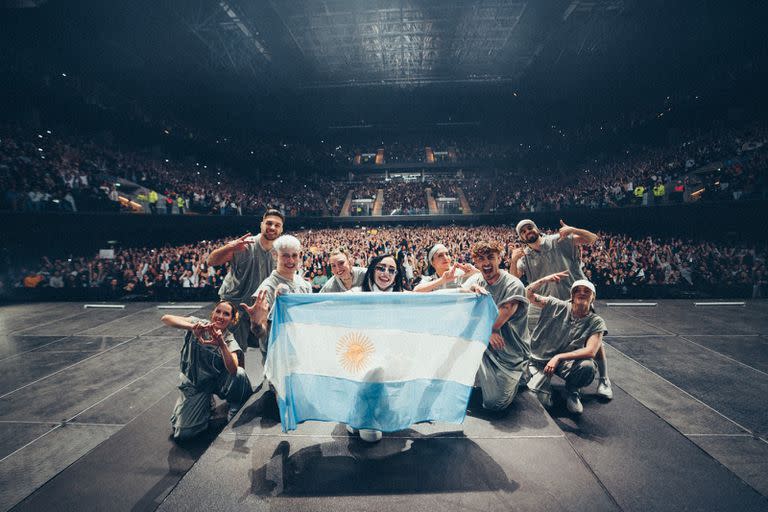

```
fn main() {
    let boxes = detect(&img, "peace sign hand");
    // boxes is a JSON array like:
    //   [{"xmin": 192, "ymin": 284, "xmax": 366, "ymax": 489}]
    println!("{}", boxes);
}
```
[
  {"xmin": 544, "ymin": 270, "xmax": 570, "ymax": 283},
  {"xmin": 228, "ymin": 233, "xmax": 254, "ymax": 253}
]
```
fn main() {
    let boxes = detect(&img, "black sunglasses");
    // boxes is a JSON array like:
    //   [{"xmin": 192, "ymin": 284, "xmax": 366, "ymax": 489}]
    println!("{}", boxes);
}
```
[{"xmin": 375, "ymin": 265, "xmax": 397, "ymax": 275}]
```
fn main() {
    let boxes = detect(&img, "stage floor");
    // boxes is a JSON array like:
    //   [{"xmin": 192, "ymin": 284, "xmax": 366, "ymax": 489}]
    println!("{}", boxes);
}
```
[{"xmin": 0, "ymin": 300, "xmax": 767, "ymax": 511}]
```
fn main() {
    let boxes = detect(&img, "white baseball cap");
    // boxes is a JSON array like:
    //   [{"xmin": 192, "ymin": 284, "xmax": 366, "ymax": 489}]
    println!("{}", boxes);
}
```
[
  {"xmin": 516, "ymin": 219, "xmax": 538, "ymax": 236},
  {"xmin": 570, "ymin": 279, "xmax": 596, "ymax": 296}
]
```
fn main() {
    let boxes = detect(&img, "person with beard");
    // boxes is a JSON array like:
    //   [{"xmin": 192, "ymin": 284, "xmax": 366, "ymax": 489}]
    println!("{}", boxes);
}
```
[
  {"xmin": 526, "ymin": 276, "xmax": 607, "ymax": 415},
  {"xmin": 319, "ymin": 248, "xmax": 367, "ymax": 293},
  {"xmin": 242, "ymin": 235, "xmax": 312, "ymax": 365},
  {"xmin": 161, "ymin": 301, "xmax": 253, "ymax": 441},
  {"xmin": 510, "ymin": 219, "xmax": 613, "ymax": 400},
  {"xmin": 462, "ymin": 241, "xmax": 530, "ymax": 411},
  {"xmin": 208, "ymin": 209, "xmax": 284, "ymax": 352}
]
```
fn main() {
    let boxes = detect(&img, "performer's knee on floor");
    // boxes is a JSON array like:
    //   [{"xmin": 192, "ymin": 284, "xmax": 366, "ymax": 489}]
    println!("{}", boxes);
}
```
[
  {"xmin": 172, "ymin": 422, "xmax": 207, "ymax": 442},
  {"xmin": 482, "ymin": 390, "xmax": 516, "ymax": 411}
]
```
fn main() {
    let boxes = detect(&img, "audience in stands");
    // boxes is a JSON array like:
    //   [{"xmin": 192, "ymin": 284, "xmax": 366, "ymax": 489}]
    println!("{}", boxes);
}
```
[
  {"xmin": 0, "ymin": 133, "xmax": 123, "ymax": 213},
  {"xmin": 2, "ymin": 123, "xmax": 766, "ymax": 217},
  {"xmin": 5, "ymin": 226, "xmax": 766, "ymax": 300},
  {"xmin": 382, "ymin": 181, "xmax": 427, "ymax": 215}
]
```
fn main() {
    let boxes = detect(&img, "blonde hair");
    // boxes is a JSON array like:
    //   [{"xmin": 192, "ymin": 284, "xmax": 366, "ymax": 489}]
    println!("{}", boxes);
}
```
[
  {"xmin": 272, "ymin": 234, "xmax": 302, "ymax": 254},
  {"xmin": 329, "ymin": 247, "xmax": 351, "ymax": 259}
]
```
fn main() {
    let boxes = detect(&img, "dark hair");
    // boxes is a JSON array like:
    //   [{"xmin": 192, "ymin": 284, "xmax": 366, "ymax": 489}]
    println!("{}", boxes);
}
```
[
  {"xmin": 362, "ymin": 254, "xmax": 407, "ymax": 292},
  {"xmin": 213, "ymin": 300, "xmax": 240, "ymax": 325},
  {"xmin": 262, "ymin": 209, "xmax": 285, "ymax": 223}
]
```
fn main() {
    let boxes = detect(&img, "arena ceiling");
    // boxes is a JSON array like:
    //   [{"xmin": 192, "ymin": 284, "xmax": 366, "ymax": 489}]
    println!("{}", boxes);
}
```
[{"xmin": 2, "ymin": 0, "xmax": 767, "ymax": 128}]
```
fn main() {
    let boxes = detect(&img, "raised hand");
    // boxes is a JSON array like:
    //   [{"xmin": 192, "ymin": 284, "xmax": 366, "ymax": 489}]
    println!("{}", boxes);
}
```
[
  {"xmin": 440, "ymin": 264, "xmax": 460, "ymax": 283},
  {"xmin": 510, "ymin": 247, "xmax": 525, "ymax": 260},
  {"xmin": 228, "ymin": 233, "xmax": 254, "ymax": 253},
  {"xmin": 559, "ymin": 219, "xmax": 575, "ymax": 239},
  {"xmin": 544, "ymin": 270, "xmax": 570, "ymax": 283},
  {"xmin": 192, "ymin": 321, "xmax": 214, "ymax": 345},
  {"xmin": 241, "ymin": 290, "xmax": 269, "ymax": 324},
  {"xmin": 456, "ymin": 262, "xmax": 480, "ymax": 276},
  {"xmin": 207, "ymin": 327, "xmax": 225, "ymax": 347}
]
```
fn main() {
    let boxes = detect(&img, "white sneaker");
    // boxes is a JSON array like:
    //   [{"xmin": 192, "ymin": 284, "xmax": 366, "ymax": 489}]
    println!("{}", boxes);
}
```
[
  {"xmin": 566, "ymin": 391, "xmax": 584, "ymax": 414},
  {"xmin": 596, "ymin": 378, "xmax": 614, "ymax": 400},
  {"xmin": 359, "ymin": 429, "xmax": 383, "ymax": 442},
  {"xmin": 345, "ymin": 424, "xmax": 358, "ymax": 435}
]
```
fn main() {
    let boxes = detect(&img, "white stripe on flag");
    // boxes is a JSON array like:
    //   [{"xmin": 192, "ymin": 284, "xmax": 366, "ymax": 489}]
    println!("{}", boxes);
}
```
[{"xmin": 279, "ymin": 322, "xmax": 486, "ymax": 387}]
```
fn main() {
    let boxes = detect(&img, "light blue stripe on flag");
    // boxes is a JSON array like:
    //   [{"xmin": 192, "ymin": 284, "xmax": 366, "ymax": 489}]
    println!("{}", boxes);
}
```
[
  {"xmin": 266, "ymin": 293, "xmax": 497, "ymax": 432},
  {"xmin": 279, "ymin": 375, "xmax": 473, "ymax": 432}
]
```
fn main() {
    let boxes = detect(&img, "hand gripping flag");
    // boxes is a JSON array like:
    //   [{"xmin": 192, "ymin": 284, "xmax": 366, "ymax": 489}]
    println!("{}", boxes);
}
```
[{"xmin": 265, "ymin": 292, "xmax": 497, "ymax": 432}]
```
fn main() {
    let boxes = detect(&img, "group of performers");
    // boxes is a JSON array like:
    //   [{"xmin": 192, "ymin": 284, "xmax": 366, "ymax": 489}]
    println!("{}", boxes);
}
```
[{"xmin": 161, "ymin": 209, "xmax": 612, "ymax": 442}]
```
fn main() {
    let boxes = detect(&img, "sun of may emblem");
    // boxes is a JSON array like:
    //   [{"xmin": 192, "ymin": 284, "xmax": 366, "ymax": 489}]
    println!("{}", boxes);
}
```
[{"xmin": 336, "ymin": 331, "xmax": 375, "ymax": 373}]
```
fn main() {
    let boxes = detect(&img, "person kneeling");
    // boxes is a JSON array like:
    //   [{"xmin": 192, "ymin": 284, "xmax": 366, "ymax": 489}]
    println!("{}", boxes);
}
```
[
  {"xmin": 526, "ymin": 274, "xmax": 607, "ymax": 414},
  {"xmin": 161, "ymin": 301, "xmax": 253, "ymax": 441},
  {"xmin": 462, "ymin": 241, "xmax": 530, "ymax": 412}
]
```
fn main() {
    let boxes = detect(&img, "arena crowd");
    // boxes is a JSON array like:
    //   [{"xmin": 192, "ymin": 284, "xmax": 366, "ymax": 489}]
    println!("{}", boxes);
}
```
[
  {"xmin": 2, "ymin": 123, "xmax": 765, "ymax": 217},
  {"xmin": 4, "ymin": 226, "xmax": 765, "ymax": 301}
]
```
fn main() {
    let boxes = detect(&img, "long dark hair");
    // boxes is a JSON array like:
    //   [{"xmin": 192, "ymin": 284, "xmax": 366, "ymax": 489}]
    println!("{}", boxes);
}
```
[{"xmin": 362, "ymin": 254, "xmax": 407, "ymax": 292}]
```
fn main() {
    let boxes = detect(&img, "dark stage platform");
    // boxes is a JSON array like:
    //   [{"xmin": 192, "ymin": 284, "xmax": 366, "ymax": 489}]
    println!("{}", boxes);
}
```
[{"xmin": 0, "ymin": 300, "xmax": 767, "ymax": 511}]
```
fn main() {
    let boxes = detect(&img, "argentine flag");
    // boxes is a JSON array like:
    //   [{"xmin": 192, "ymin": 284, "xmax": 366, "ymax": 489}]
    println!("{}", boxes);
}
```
[{"xmin": 265, "ymin": 292, "xmax": 497, "ymax": 432}]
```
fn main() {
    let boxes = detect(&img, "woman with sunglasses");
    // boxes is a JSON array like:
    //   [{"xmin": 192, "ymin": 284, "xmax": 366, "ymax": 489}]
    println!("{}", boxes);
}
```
[
  {"xmin": 345, "ymin": 254, "xmax": 407, "ymax": 442},
  {"xmin": 358, "ymin": 254, "xmax": 408, "ymax": 292},
  {"xmin": 414, "ymin": 243, "xmax": 479, "ymax": 292}
]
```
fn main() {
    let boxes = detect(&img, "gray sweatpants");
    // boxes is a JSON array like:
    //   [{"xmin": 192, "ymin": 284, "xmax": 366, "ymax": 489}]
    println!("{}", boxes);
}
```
[
  {"xmin": 476, "ymin": 352, "xmax": 526, "ymax": 411},
  {"xmin": 229, "ymin": 304, "xmax": 259, "ymax": 350},
  {"xmin": 171, "ymin": 367, "xmax": 253, "ymax": 440},
  {"xmin": 556, "ymin": 359, "xmax": 598, "ymax": 391},
  {"xmin": 528, "ymin": 358, "xmax": 597, "ymax": 407}
]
